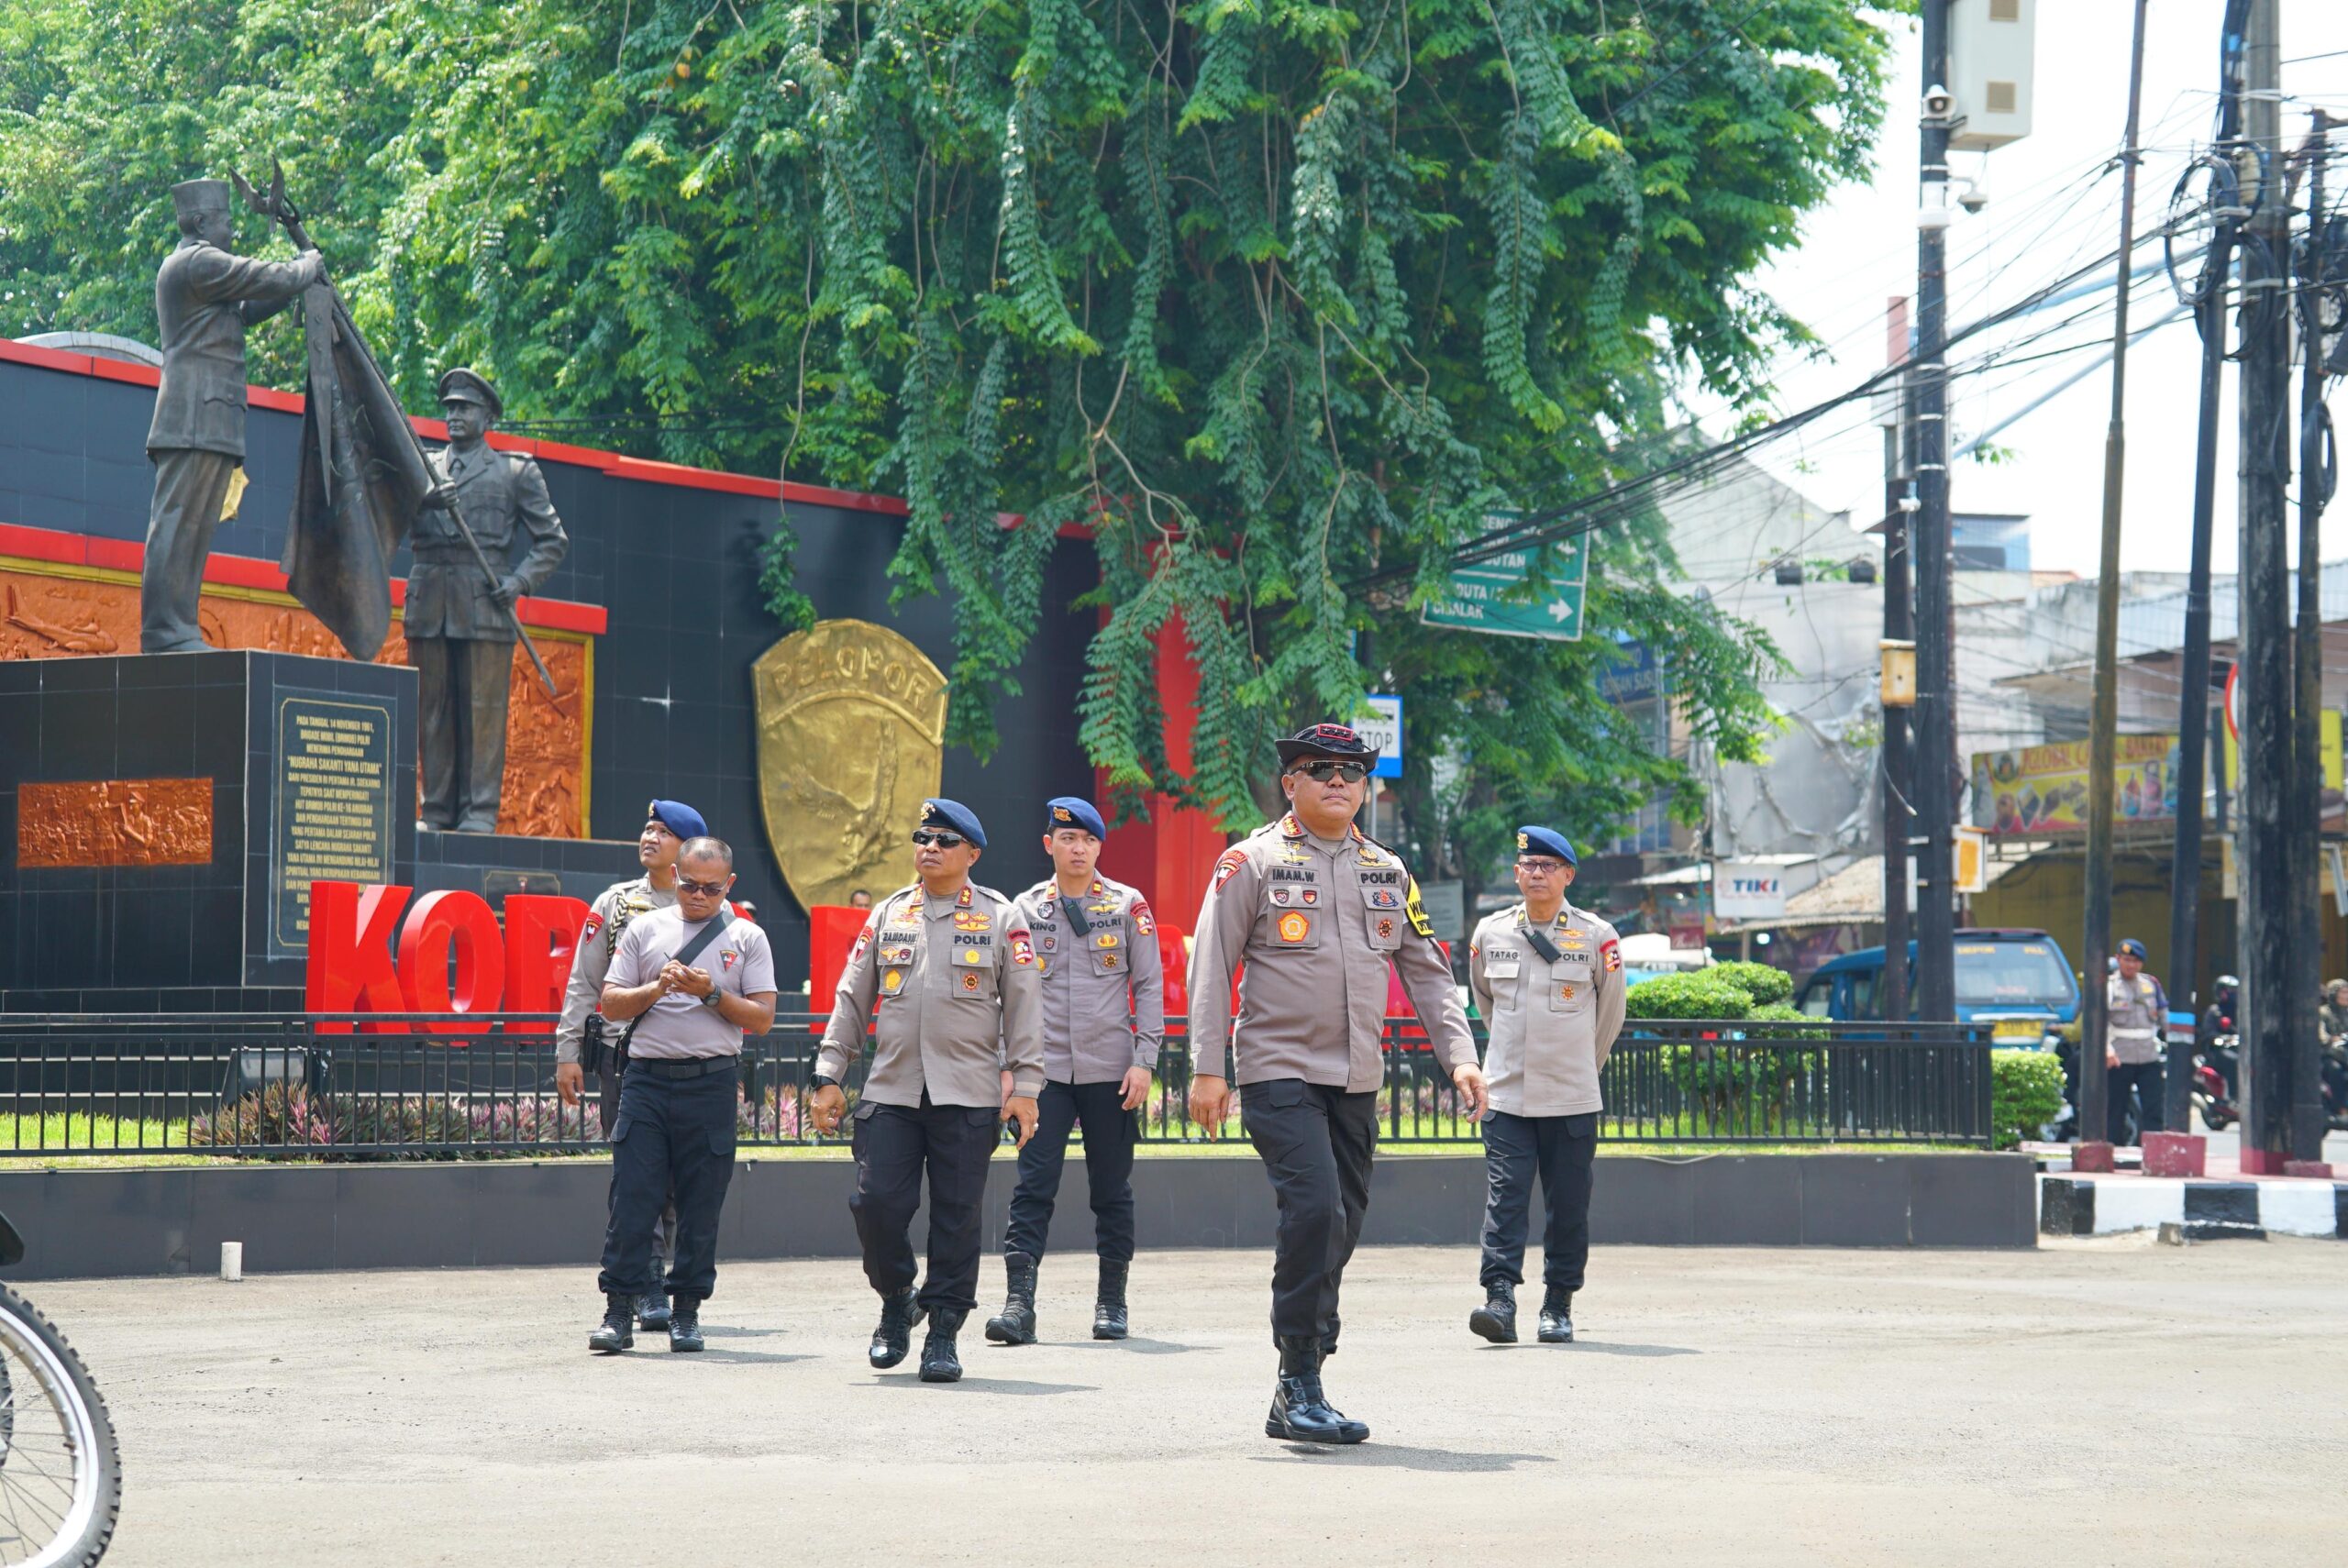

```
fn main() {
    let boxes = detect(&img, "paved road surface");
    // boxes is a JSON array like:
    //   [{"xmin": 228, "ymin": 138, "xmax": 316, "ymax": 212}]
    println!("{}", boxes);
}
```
[{"xmin": 28, "ymin": 1240, "xmax": 2348, "ymax": 1565}]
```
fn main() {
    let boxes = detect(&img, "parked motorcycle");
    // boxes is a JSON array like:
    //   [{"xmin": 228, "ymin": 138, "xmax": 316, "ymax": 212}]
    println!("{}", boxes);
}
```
[
  {"xmin": 2195, "ymin": 1032, "xmax": 2239, "ymax": 1132},
  {"xmin": 0, "ymin": 1210, "xmax": 120, "ymax": 1564}
]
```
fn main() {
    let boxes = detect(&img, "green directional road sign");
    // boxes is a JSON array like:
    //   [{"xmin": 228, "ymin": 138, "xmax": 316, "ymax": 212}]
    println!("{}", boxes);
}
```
[{"xmin": 1421, "ymin": 520, "xmax": 1587, "ymax": 641}]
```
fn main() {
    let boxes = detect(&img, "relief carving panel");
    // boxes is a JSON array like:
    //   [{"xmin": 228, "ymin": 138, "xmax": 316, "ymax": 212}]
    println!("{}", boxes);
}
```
[{"xmin": 19, "ymin": 778, "xmax": 213, "ymax": 867}]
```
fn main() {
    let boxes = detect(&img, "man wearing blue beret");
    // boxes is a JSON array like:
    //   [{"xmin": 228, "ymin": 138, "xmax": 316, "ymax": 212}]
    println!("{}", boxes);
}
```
[
  {"xmin": 1465, "ymin": 826, "xmax": 1624, "ymax": 1345},
  {"xmin": 986, "ymin": 797, "xmax": 1166, "ymax": 1346},
  {"xmin": 812, "ymin": 799, "xmax": 1047, "ymax": 1383},
  {"xmin": 555, "ymin": 799, "xmax": 709, "ymax": 1333}
]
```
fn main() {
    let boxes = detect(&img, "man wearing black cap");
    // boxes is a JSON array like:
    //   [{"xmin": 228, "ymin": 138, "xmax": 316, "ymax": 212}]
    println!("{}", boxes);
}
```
[
  {"xmin": 409, "ymin": 368, "xmax": 568, "ymax": 833},
  {"xmin": 987, "ymin": 797, "xmax": 1166, "ymax": 1346},
  {"xmin": 2105, "ymin": 937, "xmax": 2167, "ymax": 1146},
  {"xmin": 1188, "ymin": 723, "xmax": 1486, "ymax": 1444},
  {"xmin": 142, "ymin": 178, "xmax": 325, "ymax": 653},
  {"xmin": 556, "ymin": 798, "xmax": 708, "ymax": 1330},
  {"xmin": 1465, "ymin": 827, "xmax": 1624, "ymax": 1346},
  {"xmin": 812, "ymin": 800, "xmax": 1046, "ymax": 1383}
]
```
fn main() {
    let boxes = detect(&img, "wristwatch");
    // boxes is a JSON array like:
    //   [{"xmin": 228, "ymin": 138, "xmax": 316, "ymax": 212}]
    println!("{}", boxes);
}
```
[
  {"xmin": 701, "ymin": 988, "xmax": 723, "ymax": 1010},
  {"xmin": 812, "ymin": 1073, "xmax": 841, "ymax": 1094}
]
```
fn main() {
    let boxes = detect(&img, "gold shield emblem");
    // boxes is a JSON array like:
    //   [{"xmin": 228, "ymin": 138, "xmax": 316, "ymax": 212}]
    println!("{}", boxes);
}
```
[{"xmin": 754, "ymin": 620, "xmax": 947, "ymax": 911}]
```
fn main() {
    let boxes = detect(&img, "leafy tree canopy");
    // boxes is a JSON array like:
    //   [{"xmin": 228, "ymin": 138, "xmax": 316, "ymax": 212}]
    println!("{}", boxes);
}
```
[{"xmin": 0, "ymin": 0, "xmax": 1899, "ymax": 897}]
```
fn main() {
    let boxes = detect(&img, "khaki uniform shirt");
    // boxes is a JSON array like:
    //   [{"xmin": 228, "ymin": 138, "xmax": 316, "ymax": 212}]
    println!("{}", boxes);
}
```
[
  {"xmin": 554, "ymin": 875, "xmax": 678, "ymax": 1066},
  {"xmin": 2106, "ymin": 973, "xmax": 2165, "ymax": 1066},
  {"xmin": 1187, "ymin": 814, "xmax": 1475, "ymax": 1090},
  {"xmin": 605, "ymin": 907, "xmax": 777, "ymax": 1059},
  {"xmin": 820, "ymin": 881, "xmax": 1047, "ymax": 1108},
  {"xmin": 408, "ymin": 443, "xmax": 568, "ymax": 641},
  {"xmin": 148, "ymin": 240, "xmax": 315, "ymax": 458},
  {"xmin": 1012, "ymin": 875, "xmax": 1167, "ymax": 1083},
  {"xmin": 1468, "ymin": 901, "xmax": 1626, "ymax": 1118}
]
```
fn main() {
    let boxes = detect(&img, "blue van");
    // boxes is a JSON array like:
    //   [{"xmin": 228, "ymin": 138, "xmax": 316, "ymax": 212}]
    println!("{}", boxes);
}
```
[{"xmin": 1791, "ymin": 928, "xmax": 2079, "ymax": 1046}]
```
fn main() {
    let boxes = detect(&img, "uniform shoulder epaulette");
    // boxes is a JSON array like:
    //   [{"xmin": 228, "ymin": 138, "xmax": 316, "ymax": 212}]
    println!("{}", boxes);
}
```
[
  {"xmin": 1348, "ymin": 827, "xmax": 1407, "ymax": 866},
  {"xmin": 972, "ymin": 882, "xmax": 1014, "ymax": 908}
]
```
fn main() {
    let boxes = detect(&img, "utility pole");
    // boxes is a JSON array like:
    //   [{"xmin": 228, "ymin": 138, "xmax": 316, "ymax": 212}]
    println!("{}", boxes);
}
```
[
  {"xmin": 2080, "ymin": 0, "xmax": 2151, "ymax": 1149},
  {"xmin": 2235, "ymin": 0, "xmax": 2296, "ymax": 1174},
  {"xmin": 1882, "ymin": 297, "xmax": 1913, "ymax": 1032},
  {"xmin": 2288, "ymin": 110, "xmax": 2331, "ymax": 1160},
  {"xmin": 1911, "ymin": 0, "xmax": 1957, "ymax": 1024},
  {"xmin": 2170, "ymin": 0, "xmax": 2255, "ymax": 1135}
]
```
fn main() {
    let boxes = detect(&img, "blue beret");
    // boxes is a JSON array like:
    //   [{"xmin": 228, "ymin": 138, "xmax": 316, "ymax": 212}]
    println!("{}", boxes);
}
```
[
  {"xmin": 1514, "ymin": 825, "xmax": 1577, "ymax": 867},
  {"xmin": 1045, "ymin": 797, "xmax": 1106, "ymax": 838},
  {"xmin": 646, "ymin": 799, "xmax": 707, "ymax": 841},
  {"xmin": 921, "ymin": 797, "xmax": 987, "ymax": 848},
  {"xmin": 2117, "ymin": 937, "xmax": 2147, "ymax": 959}
]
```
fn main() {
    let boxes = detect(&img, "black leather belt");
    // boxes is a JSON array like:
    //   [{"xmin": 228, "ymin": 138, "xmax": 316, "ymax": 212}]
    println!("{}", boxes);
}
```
[{"xmin": 629, "ymin": 1055, "xmax": 740, "ymax": 1079}]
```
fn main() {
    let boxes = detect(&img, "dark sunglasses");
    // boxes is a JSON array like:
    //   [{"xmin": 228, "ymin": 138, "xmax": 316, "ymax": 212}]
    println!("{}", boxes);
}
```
[
  {"xmin": 1296, "ymin": 761, "xmax": 1369, "ymax": 784},
  {"xmin": 678, "ymin": 877, "xmax": 730, "ymax": 898},
  {"xmin": 911, "ymin": 829, "xmax": 967, "ymax": 849}
]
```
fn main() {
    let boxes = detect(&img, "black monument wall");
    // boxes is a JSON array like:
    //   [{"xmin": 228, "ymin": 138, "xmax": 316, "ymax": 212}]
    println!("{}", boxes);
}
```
[{"xmin": 0, "ymin": 350, "xmax": 1095, "ymax": 993}]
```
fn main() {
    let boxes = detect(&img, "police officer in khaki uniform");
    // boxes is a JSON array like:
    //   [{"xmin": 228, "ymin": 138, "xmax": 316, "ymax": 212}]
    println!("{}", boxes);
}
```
[
  {"xmin": 1466, "ymin": 827, "xmax": 1624, "ymax": 1346},
  {"xmin": 1188, "ymin": 723, "xmax": 1486, "ymax": 1445},
  {"xmin": 986, "ymin": 797, "xmax": 1166, "ymax": 1347},
  {"xmin": 2105, "ymin": 937, "xmax": 2167, "ymax": 1145},
  {"xmin": 142, "ymin": 179, "xmax": 324, "ymax": 652},
  {"xmin": 587, "ymin": 837, "xmax": 776, "ymax": 1354},
  {"xmin": 411, "ymin": 369, "xmax": 568, "ymax": 832},
  {"xmin": 812, "ymin": 800, "xmax": 1046, "ymax": 1384},
  {"xmin": 555, "ymin": 799, "xmax": 706, "ymax": 1330}
]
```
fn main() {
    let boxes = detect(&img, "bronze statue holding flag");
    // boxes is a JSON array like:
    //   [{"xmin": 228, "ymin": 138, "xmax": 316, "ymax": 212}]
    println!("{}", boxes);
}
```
[{"xmin": 140, "ymin": 164, "xmax": 566, "ymax": 834}]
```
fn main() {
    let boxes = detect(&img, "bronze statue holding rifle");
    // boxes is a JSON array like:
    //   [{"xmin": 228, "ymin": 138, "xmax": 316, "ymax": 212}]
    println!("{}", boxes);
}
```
[{"xmin": 409, "ymin": 367, "xmax": 568, "ymax": 834}]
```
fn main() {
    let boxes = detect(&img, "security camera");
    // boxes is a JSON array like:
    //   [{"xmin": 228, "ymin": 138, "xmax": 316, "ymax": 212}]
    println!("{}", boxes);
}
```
[
  {"xmin": 1922, "ymin": 84, "xmax": 1955, "ymax": 120},
  {"xmin": 1957, "ymin": 181, "xmax": 1988, "ymax": 215}
]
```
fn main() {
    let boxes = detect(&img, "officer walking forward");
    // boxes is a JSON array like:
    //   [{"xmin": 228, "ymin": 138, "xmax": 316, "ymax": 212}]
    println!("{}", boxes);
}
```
[
  {"xmin": 586, "ymin": 838, "xmax": 775, "ymax": 1353},
  {"xmin": 2104, "ymin": 937, "xmax": 2168, "ymax": 1146},
  {"xmin": 986, "ymin": 797, "xmax": 1165, "ymax": 1347},
  {"xmin": 1465, "ymin": 828, "xmax": 1623, "ymax": 1346},
  {"xmin": 555, "ymin": 799, "xmax": 706, "ymax": 1331},
  {"xmin": 1188, "ymin": 723, "xmax": 1486, "ymax": 1444},
  {"xmin": 812, "ymin": 801, "xmax": 1045, "ymax": 1383}
]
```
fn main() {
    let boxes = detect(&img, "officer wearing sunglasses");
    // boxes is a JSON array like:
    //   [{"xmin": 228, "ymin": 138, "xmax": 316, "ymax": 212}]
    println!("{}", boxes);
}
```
[
  {"xmin": 812, "ymin": 799, "xmax": 1046, "ymax": 1384},
  {"xmin": 1186, "ymin": 723, "xmax": 1485, "ymax": 1445}
]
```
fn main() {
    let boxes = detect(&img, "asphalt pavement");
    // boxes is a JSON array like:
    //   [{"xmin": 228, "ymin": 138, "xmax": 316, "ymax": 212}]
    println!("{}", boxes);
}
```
[{"xmin": 28, "ymin": 1239, "xmax": 2348, "ymax": 1566}]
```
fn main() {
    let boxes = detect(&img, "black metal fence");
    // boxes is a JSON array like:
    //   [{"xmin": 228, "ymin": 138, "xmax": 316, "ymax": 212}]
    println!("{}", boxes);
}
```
[{"xmin": 0, "ymin": 1012, "xmax": 1993, "ymax": 1158}]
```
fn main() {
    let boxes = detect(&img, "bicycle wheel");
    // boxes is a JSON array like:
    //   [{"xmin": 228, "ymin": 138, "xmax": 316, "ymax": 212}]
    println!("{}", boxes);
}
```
[{"xmin": 0, "ymin": 1285, "xmax": 119, "ymax": 1566}]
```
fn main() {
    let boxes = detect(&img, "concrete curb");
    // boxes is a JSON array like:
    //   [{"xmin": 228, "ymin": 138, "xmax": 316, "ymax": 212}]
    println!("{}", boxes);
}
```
[
  {"xmin": 2038, "ymin": 1174, "xmax": 2348, "ymax": 1239},
  {"xmin": 0, "ymin": 1152, "xmax": 2038, "ymax": 1279}
]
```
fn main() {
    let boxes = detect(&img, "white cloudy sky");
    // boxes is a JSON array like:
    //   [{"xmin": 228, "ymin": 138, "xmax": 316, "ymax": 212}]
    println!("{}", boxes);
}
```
[{"xmin": 1681, "ymin": 1, "xmax": 2348, "ymax": 578}]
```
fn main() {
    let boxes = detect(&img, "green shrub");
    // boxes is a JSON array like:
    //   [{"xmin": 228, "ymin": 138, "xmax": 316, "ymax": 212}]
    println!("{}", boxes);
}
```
[
  {"xmin": 1742, "ymin": 1002, "xmax": 1828, "ymax": 1042},
  {"xmin": 1710, "ymin": 960, "xmax": 1795, "ymax": 1007},
  {"xmin": 1990, "ymin": 1048, "xmax": 2066, "ymax": 1150},
  {"xmin": 1625, "ymin": 971, "xmax": 1754, "ymax": 1021}
]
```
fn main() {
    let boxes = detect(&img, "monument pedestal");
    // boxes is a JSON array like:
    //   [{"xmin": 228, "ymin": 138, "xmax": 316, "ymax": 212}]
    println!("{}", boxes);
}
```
[{"xmin": 0, "ymin": 651, "xmax": 416, "ymax": 1011}]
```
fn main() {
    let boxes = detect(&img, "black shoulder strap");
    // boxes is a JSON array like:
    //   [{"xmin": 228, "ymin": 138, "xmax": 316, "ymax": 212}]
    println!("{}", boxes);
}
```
[
  {"xmin": 673, "ymin": 915, "xmax": 727, "ymax": 970},
  {"xmin": 616, "ymin": 916, "xmax": 728, "ymax": 1055}
]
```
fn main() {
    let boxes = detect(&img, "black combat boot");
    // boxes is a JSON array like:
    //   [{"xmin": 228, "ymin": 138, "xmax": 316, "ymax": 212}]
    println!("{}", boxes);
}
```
[
  {"xmin": 1091, "ymin": 1257, "xmax": 1130, "ymax": 1341},
  {"xmin": 1264, "ymin": 1335, "xmax": 1368, "ymax": 1444},
  {"xmin": 637, "ymin": 1280, "xmax": 673, "ymax": 1332},
  {"xmin": 667, "ymin": 1292, "xmax": 705, "ymax": 1353},
  {"xmin": 1468, "ymin": 1281, "xmax": 1518, "ymax": 1344},
  {"xmin": 1538, "ymin": 1286, "xmax": 1575, "ymax": 1343},
  {"xmin": 587, "ymin": 1292, "xmax": 635, "ymax": 1354},
  {"xmin": 869, "ymin": 1287, "xmax": 926, "ymax": 1370},
  {"xmin": 920, "ymin": 1309, "xmax": 968, "ymax": 1383},
  {"xmin": 985, "ymin": 1252, "xmax": 1039, "ymax": 1345}
]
